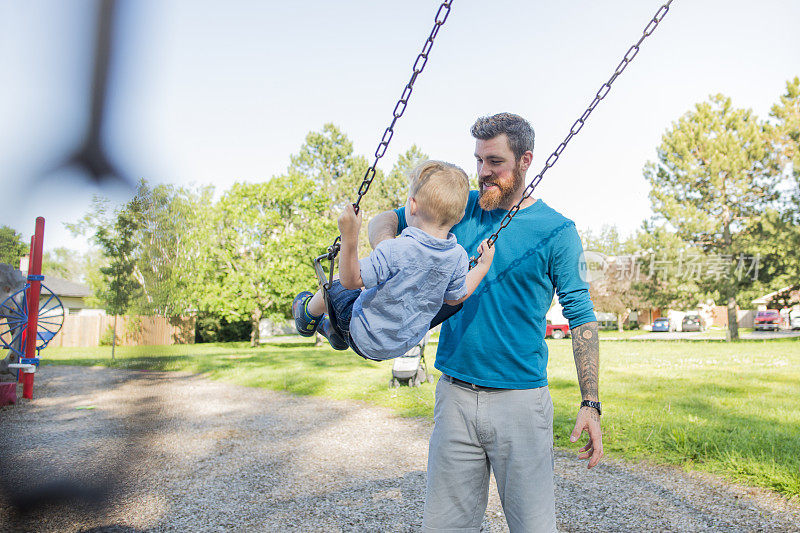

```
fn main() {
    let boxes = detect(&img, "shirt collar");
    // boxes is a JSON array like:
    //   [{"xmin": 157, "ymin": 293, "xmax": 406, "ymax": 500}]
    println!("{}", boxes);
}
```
[{"xmin": 400, "ymin": 226, "xmax": 457, "ymax": 250}]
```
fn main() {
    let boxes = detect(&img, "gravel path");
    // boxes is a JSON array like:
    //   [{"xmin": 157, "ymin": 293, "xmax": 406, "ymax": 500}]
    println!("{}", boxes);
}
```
[{"xmin": 1, "ymin": 366, "xmax": 798, "ymax": 532}]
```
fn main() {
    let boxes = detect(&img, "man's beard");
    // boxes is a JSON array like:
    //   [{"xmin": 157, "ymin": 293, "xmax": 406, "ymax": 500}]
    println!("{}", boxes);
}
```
[{"xmin": 478, "ymin": 161, "xmax": 524, "ymax": 211}]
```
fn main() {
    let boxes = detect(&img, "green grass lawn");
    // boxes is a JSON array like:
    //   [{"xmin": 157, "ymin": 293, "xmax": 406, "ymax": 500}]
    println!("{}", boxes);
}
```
[{"xmin": 43, "ymin": 337, "xmax": 800, "ymax": 500}]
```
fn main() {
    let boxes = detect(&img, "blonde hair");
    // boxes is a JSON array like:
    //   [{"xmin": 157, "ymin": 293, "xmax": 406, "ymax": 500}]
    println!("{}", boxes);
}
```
[{"xmin": 408, "ymin": 160, "xmax": 469, "ymax": 228}]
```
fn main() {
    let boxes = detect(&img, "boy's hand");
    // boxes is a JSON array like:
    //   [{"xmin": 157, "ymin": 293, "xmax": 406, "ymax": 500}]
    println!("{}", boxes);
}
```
[
  {"xmin": 338, "ymin": 204, "xmax": 362, "ymax": 241},
  {"xmin": 446, "ymin": 239, "xmax": 495, "ymax": 305},
  {"xmin": 475, "ymin": 239, "xmax": 494, "ymax": 270}
]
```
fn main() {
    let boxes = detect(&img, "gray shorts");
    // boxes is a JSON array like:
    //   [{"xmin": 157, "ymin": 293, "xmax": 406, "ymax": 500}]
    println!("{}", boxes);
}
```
[{"xmin": 423, "ymin": 376, "xmax": 556, "ymax": 533}]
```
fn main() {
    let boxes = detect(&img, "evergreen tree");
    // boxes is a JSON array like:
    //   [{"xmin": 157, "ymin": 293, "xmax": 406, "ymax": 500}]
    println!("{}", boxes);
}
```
[{"xmin": 644, "ymin": 94, "xmax": 778, "ymax": 339}]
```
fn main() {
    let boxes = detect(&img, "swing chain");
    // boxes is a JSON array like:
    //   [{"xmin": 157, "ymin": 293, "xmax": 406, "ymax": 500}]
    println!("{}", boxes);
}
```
[
  {"xmin": 469, "ymin": 0, "xmax": 674, "ymax": 268},
  {"xmin": 325, "ymin": 0, "xmax": 454, "ymax": 261}
]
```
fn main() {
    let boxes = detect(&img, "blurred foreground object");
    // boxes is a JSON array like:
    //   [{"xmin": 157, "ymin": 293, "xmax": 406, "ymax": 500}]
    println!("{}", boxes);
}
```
[{"xmin": 55, "ymin": 0, "xmax": 132, "ymax": 189}]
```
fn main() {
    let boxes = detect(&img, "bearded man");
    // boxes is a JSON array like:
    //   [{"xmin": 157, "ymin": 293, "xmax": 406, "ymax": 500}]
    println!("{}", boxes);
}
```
[{"xmin": 369, "ymin": 113, "xmax": 602, "ymax": 532}]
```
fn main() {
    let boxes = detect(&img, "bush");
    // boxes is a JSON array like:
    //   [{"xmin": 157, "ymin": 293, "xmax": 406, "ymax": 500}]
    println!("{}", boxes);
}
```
[
  {"xmin": 195, "ymin": 315, "xmax": 250, "ymax": 343},
  {"xmin": 99, "ymin": 325, "xmax": 115, "ymax": 346}
]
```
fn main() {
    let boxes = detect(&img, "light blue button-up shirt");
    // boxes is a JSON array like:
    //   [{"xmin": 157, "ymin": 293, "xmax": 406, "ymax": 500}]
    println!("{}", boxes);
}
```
[{"xmin": 349, "ymin": 226, "xmax": 468, "ymax": 360}]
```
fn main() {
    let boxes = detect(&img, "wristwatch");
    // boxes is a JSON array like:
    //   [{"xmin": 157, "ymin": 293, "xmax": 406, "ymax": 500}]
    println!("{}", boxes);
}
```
[{"xmin": 580, "ymin": 400, "xmax": 602, "ymax": 416}]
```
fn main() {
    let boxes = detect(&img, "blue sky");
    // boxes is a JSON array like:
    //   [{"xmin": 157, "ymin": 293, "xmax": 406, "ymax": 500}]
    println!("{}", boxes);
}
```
[{"xmin": 1, "ymin": 0, "xmax": 798, "ymax": 254}]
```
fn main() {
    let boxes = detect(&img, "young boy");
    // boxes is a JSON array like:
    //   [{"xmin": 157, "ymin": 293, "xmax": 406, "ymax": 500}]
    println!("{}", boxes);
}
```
[{"xmin": 292, "ymin": 160, "xmax": 494, "ymax": 361}]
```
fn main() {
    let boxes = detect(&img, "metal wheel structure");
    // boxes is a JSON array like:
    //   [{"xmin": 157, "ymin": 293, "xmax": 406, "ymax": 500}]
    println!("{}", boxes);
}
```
[{"xmin": 0, "ymin": 283, "xmax": 65, "ymax": 358}]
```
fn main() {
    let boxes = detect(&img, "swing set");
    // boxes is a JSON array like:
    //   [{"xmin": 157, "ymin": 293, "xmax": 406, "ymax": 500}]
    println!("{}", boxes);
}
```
[{"xmin": 313, "ymin": 0, "xmax": 675, "ymax": 341}]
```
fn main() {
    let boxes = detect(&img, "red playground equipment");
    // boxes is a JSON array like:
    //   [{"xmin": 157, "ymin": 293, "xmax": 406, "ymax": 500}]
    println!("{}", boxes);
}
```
[{"xmin": 0, "ymin": 217, "xmax": 65, "ymax": 402}]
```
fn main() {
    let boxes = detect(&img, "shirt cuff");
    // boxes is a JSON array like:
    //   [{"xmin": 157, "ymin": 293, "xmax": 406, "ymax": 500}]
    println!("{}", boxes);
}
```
[
  {"xmin": 444, "ymin": 282, "xmax": 468, "ymax": 301},
  {"xmin": 358, "ymin": 256, "xmax": 379, "ymax": 288},
  {"xmin": 567, "ymin": 311, "xmax": 597, "ymax": 330}
]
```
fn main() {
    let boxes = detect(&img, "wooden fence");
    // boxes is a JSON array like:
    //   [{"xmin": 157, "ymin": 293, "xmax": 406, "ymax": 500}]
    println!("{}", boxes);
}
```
[{"xmin": 48, "ymin": 315, "xmax": 196, "ymax": 348}]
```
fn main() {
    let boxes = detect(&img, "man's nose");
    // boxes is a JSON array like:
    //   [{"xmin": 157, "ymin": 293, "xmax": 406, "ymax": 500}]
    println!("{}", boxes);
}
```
[{"xmin": 478, "ymin": 163, "xmax": 491, "ymax": 178}]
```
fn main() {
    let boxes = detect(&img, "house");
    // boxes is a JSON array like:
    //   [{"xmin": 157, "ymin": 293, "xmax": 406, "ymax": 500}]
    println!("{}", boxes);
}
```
[
  {"xmin": 751, "ymin": 286, "xmax": 800, "ymax": 327},
  {"xmin": 752, "ymin": 286, "xmax": 800, "ymax": 310},
  {"xmin": 14, "ymin": 256, "xmax": 101, "ymax": 315},
  {"xmin": 593, "ymin": 311, "xmax": 618, "ymax": 330},
  {"xmin": 38, "ymin": 275, "xmax": 97, "ymax": 315}
]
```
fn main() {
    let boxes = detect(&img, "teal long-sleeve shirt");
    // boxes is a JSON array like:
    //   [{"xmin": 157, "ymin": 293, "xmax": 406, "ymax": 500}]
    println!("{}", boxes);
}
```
[{"xmin": 395, "ymin": 191, "xmax": 596, "ymax": 388}]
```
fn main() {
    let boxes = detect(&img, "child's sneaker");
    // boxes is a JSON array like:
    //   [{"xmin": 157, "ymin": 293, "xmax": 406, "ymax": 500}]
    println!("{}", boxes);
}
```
[
  {"xmin": 320, "ymin": 316, "xmax": 349, "ymax": 350},
  {"xmin": 292, "ymin": 291, "xmax": 322, "ymax": 336}
]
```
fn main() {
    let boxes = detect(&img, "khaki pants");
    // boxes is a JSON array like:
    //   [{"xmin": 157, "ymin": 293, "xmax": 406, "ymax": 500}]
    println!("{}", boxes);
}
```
[{"xmin": 423, "ymin": 376, "xmax": 556, "ymax": 533}]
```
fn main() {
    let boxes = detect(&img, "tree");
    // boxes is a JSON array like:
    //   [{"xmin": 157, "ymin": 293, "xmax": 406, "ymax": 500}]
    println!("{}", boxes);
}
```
[
  {"xmin": 69, "ymin": 195, "xmax": 143, "ymax": 358},
  {"xmin": 352, "ymin": 145, "xmax": 429, "ymax": 252},
  {"xmin": 41, "ymin": 247, "xmax": 97, "ymax": 282},
  {"xmin": 124, "ymin": 180, "xmax": 212, "ymax": 316},
  {"xmin": 0, "ymin": 226, "xmax": 27, "ymax": 267},
  {"xmin": 42, "ymin": 248, "xmax": 81, "ymax": 279},
  {"xmin": 287, "ymin": 127, "xmax": 425, "ymax": 226},
  {"xmin": 289, "ymin": 123, "xmax": 372, "ymax": 216},
  {"xmin": 644, "ymin": 94, "xmax": 778, "ymax": 339},
  {"xmin": 360, "ymin": 144, "xmax": 428, "ymax": 215},
  {"xmin": 41, "ymin": 247, "xmax": 106, "ymax": 305},
  {"xmin": 769, "ymin": 77, "xmax": 800, "ymax": 200},
  {"xmin": 750, "ymin": 77, "xmax": 800, "ymax": 298},
  {"xmin": 95, "ymin": 205, "xmax": 141, "ymax": 359},
  {"xmin": 69, "ymin": 180, "xmax": 211, "ymax": 317},
  {"xmin": 629, "ymin": 223, "xmax": 707, "ymax": 311},
  {"xmin": 580, "ymin": 224, "xmax": 635, "ymax": 257},
  {"xmin": 41, "ymin": 246, "xmax": 107, "ymax": 308},
  {"xmin": 589, "ymin": 259, "xmax": 646, "ymax": 331},
  {"xmin": 96, "ymin": 208, "xmax": 140, "ymax": 316},
  {"xmin": 581, "ymin": 225, "xmax": 648, "ymax": 331},
  {"xmin": 186, "ymin": 126, "xmax": 428, "ymax": 346},
  {"xmin": 188, "ymin": 174, "xmax": 333, "ymax": 346}
]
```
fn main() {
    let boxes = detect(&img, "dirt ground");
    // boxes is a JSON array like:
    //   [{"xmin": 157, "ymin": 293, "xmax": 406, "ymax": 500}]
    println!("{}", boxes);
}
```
[{"xmin": 1, "ymin": 366, "xmax": 798, "ymax": 532}]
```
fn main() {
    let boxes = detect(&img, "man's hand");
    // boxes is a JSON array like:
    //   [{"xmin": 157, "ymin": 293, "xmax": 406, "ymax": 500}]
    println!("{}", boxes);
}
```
[
  {"xmin": 338, "ymin": 204, "xmax": 362, "ymax": 243},
  {"xmin": 570, "ymin": 406, "xmax": 603, "ymax": 468}
]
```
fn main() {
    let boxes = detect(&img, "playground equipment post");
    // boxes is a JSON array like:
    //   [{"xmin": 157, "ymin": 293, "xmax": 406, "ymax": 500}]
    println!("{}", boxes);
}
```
[{"xmin": 23, "ymin": 217, "xmax": 45, "ymax": 399}]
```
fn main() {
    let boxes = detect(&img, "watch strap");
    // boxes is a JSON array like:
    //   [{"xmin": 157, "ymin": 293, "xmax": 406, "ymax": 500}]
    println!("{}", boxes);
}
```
[{"xmin": 580, "ymin": 400, "xmax": 602, "ymax": 415}]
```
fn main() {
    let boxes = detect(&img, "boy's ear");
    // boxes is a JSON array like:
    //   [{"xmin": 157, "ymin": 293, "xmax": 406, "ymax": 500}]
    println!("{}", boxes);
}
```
[{"xmin": 408, "ymin": 197, "xmax": 418, "ymax": 216}]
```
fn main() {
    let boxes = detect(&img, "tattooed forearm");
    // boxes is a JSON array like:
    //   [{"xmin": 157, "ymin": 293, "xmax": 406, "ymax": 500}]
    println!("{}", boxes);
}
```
[{"xmin": 571, "ymin": 321, "xmax": 599, "ymax": 401}]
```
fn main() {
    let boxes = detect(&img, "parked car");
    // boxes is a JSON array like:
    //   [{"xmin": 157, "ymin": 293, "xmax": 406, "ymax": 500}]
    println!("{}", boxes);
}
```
[
  {"xmin": 681, "ymin": 314, "xmax": 704, "ymax": 332},
  {"xmin": 754, "ymin": 310, "xmax": 781, "ymax": 331},
  {"xmin": 546, "ymin": 324, "xmax": 570, "ymax": 339},
  {"xmin": 790, "ymin": 311, "xmax": 800, "ymax": 330},
  {"xmin": 651, "ymin": 317, "xmax": 672, "ymax": 332}
]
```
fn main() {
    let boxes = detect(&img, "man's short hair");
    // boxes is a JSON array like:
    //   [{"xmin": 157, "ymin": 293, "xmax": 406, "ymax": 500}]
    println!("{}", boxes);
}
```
[
  {"xmin": 471, "ymin": 113, "xmax": 535, "ymax": 161},
  {"xmin": 409, "ymin": 160, "xmax": 469, "ymax": 228}
]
